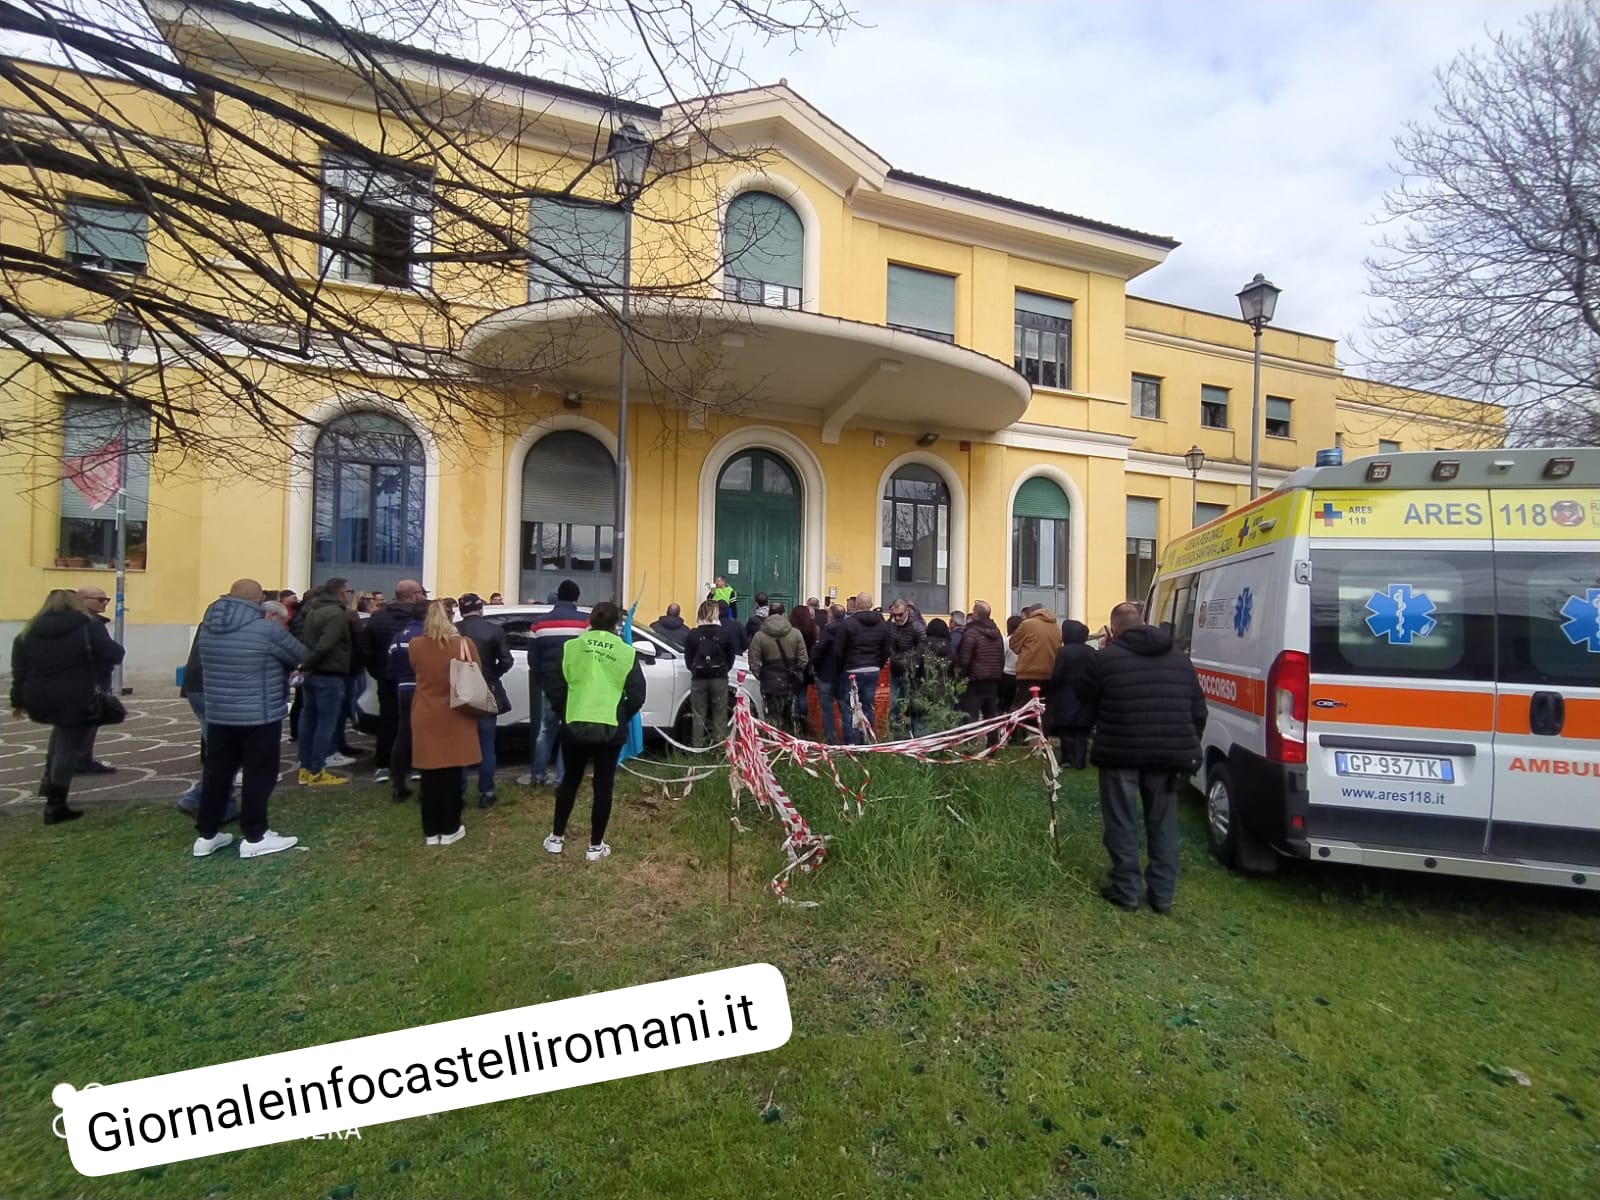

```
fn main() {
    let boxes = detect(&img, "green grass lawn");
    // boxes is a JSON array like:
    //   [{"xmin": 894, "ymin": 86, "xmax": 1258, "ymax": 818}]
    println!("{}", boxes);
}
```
[{"xmin": 2, "ymin": 755, "xmax": 1596, "ymax": 1200}]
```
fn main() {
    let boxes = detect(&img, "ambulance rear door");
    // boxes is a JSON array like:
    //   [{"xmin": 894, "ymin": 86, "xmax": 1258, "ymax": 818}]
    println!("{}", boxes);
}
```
[
  {"xmin": 1304, "ymin": 489, "xmax": 1497, "ymax": 856},
  {"xmin": 1487, "ymin": 488, "xmax": 1600, "ymax": 872}
]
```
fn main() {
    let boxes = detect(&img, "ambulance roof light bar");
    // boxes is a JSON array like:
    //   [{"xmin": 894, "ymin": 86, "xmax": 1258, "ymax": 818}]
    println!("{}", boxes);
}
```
[
  {"xmin": 1431, "ymin": 459, "xmax": 1461, "ymax": 481},
  {"xmin": 1544, "ymin": 456, "xmax": 1575, "ymax": 479},
  {"xmin": 1365, "ymin": 460, "xmax": 1392, "ymax": 482}
]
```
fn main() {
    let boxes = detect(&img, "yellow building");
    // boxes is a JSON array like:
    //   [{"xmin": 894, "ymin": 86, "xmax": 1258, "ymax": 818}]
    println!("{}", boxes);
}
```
[{"xmin": 0, "ymin": 3, "xmax": 1498, "ymax": 682}]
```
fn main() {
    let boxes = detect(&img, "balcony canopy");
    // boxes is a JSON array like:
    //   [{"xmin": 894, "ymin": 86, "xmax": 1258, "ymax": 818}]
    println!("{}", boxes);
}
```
[{"xmin": 460, "ymin": 297, "xmax": 1032, "ymax": 440}]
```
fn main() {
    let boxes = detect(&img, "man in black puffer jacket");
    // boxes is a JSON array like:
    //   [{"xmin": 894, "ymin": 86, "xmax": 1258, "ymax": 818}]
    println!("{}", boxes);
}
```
[
  {"xmin": 833, "ymin": 594, "xmax": 893, "ymax": 745},
  {"xmin": 1075, "ymin": 602, "xmax": 1206, "ymax": 916}
]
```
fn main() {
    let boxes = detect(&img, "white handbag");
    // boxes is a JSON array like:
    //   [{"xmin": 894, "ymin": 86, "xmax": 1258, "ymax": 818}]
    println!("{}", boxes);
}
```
[{"xmin": 448, "ymin": 638, "xmax": 498, "ymax": 718}]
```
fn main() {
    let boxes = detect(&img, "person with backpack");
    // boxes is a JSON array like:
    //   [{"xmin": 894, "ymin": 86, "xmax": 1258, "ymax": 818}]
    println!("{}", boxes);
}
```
[
  {"xmin": 682, "ymin": 600, "xmax": 738, "ymax": 747},
  {"xmin": 745, "ymin": 601, "xmax": 809, "ymax": 734}
]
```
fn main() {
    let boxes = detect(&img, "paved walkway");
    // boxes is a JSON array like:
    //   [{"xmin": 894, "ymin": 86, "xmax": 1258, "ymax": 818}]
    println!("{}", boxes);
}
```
[{"xmin": 1, "ymin": 700, "xmax": 530, "ymax": 808}]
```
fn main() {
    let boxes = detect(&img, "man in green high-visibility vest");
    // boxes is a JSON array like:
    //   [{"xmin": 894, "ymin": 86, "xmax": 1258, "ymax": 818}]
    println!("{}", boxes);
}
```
[
  {"xmin": 711, "ymin": 576, "xmax": 738, "ymax": 621},
  {"xmin": 542, "ymin": 602, "xmax": 646, "ymax": 863}
]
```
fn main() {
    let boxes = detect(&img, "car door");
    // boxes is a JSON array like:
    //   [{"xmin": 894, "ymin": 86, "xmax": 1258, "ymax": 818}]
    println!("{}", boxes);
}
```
[
  {"xmin": 490, "ymin": 614, "xmax": 536, "ymax": 726},
  {"xmin": 1304, "ymin": 542, "xmax": 1498, "ymax": 855},
  {"xmin": 628, "ymin": 630, "xmax": 682, "ymax": 729},
  {"xmin": 1488, "ymin": 491, "xmax": 1600, "ymax": 867}
]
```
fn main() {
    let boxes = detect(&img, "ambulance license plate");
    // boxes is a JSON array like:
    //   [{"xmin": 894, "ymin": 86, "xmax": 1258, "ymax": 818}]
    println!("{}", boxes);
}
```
[{"xmin": 1334, "ymin": 752, "xmax": 1454, "ymax": 782}]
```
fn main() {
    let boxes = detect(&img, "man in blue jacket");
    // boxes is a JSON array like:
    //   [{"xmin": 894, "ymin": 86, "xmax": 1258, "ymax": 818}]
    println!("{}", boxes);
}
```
[
  {"xmin": 192, "ymin": 579, "xmax": 308, "ymax": 861},
  {"xmin": 517, "ymin": 579, "xmax": 585, "ymax": 788}
]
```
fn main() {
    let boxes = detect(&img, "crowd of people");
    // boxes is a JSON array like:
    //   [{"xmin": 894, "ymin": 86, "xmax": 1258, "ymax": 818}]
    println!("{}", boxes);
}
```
[{"xmin": 11, "ymin": 575, "xmax": 1204, "ymax": 913}]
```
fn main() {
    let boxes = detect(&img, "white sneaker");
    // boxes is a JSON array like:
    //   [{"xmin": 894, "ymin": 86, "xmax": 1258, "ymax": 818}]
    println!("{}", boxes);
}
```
[
  {"xmin": 192, "ymin": 832, "xmax": 233, "ymax": 857},
  {"xmin": 325, "ymin": 753, "xmax": 357, "ymax": 767},
  {"xmin": 240, "ymin": 830, "xmax": 298, "ymax": 858},
  {"xmin": 439, "ymin": 826, "xmax": 466, "ymax": 846},
  {"xmin": 233, "ymin": 770, "xmax": 244, "ymax": 788},
  {"xmin": 425, "ymin": 835, "xmax": 441, "ymax": 846},
  {"xmin": 373, "ymin": 768, "xmax": 391, "ymax": 784},
  {"xmin": 517, "ymin": 773, "xmax": 533, "ymax": 786},
  {"xmin": 543, "ymin": 834, "xmax": 564, "ymax": 855},
  {"xmin": 586, "ymin": 842, "xmax": 611, "ymax": 862}
]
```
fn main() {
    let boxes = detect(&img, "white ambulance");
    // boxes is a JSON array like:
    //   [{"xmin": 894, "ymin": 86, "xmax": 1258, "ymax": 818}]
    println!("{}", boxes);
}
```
[{"xmin": 1146, "ymin": 447, "xmax": 1599, "ymax": 889}]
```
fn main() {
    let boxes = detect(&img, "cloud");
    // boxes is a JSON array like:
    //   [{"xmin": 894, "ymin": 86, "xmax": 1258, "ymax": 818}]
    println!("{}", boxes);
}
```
[{"xmin": 734, "ymin": 0, "xmax": 1549, "ymax": 359}]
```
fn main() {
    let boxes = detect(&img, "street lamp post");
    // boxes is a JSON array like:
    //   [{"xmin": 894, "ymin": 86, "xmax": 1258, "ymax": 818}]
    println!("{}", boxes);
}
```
[
  {"xmin": 104, "ymin": 302, "xmax": 142, "ymax": 696},
  {"xmin": 607, "ymin": 120, "xmax": 652, "ymax": 604},
  {"xmin": 1235, "ymin": 272, "xmax": 1281, "ymax": 500},
  {"xmin": 1184, "ymin": 444, "xmax": 1206, "ymax": 528}
]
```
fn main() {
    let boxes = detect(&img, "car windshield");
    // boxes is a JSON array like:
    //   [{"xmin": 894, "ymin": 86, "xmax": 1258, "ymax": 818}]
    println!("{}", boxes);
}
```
[{"xmin": 647, "ymin": 622, "xmax": 689, "ymax": 652}]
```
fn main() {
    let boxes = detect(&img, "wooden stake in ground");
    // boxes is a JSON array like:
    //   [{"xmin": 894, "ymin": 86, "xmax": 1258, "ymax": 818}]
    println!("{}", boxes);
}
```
[{"xmin": 727, "ymin": 812, "xmax": 736, "ymax": 903}]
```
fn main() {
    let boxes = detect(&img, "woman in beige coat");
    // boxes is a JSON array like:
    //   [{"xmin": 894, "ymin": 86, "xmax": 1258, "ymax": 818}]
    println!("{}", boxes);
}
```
[{"xmin": 408, "ymin": 600, "xmax": 482, "ymax": 846}]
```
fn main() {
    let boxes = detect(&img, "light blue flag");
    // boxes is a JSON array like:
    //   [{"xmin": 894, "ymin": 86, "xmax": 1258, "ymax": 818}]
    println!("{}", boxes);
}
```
[{"xmin": 618, "ymin": 599, "xmax": 645, "ymax": 764}]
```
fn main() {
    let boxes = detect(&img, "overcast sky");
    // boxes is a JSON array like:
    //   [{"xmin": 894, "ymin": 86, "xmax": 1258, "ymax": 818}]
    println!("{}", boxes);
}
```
[{"xmin": 726, "ymin": 0, "xmax": 1547, "ymax": 362}]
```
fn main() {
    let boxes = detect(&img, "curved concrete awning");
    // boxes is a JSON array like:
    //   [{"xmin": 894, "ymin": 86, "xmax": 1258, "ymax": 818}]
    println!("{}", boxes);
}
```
[{"xmin": 460, "ymin": 296, "xmax": 1032, "ymax": 439}]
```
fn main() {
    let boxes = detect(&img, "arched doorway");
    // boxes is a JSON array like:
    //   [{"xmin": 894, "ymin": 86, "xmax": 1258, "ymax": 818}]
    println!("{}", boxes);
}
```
[
  {"xmin": 1011, "ymin": 476, "xmax": 1071, "ymax": 616},
  {"xmin": 312, "ymin": 411, "xmax": 425, "ymax": 595},
  {"xmin": 881, "ymin": 463, "xmax": 950, "ymax": 616},
  {"xmin": 520, "ymin": 430, "xmax": 616, "ymax": 604},
  {"xmin": 714, "ymin": 449, "xmax": 802, "ymax": 612}
]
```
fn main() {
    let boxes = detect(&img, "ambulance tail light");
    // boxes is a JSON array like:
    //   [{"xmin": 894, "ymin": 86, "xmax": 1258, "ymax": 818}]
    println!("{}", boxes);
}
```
[{"xmin": 1266, "ymin": 650, "xmax": 1308, "ymax": 764}]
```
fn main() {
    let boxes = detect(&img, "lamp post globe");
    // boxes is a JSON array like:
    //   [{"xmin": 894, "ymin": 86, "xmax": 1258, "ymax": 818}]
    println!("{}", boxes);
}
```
[
  {"xmin": 607, "ymin": 121, "xmax": 652, "ymax": 201},
  {"xmin": 1184, "ymin": 445, "xmax": 1205, "ymax": 528}
]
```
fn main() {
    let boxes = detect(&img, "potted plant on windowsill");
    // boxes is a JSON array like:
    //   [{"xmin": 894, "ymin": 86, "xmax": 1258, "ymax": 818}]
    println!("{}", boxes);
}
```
[
  {"xmin": 55, "ymin": 556, "xmax": 88, "ymax": 568},
  {"xmin": 127, "ymin": 544, "xmax": 147, "ymax": 571}
]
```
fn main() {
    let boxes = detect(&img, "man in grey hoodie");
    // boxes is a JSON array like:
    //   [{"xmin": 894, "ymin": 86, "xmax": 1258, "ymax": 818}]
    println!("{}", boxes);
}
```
[
  {"xmin": 745, "ymin": 601, "xmax": 809, "ymax": 733},
  {"xmin": 192, "ymin": 579, "xmax": 307, "ymax": 860}
]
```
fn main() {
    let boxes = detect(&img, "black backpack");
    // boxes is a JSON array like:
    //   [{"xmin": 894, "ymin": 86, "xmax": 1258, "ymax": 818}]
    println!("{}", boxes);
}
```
[{"xmin": 690, "ymin": 629, "xmax": 729, "ymax": 679}]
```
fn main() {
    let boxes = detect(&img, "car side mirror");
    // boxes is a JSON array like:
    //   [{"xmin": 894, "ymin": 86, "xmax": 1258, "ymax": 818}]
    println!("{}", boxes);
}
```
[{"xmin": 633, "ymin": 640, "xmax": 657, "ymax": 661}]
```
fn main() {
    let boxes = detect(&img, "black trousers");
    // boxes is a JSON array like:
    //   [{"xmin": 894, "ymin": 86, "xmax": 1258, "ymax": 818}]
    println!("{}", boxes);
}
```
[
  {"xmin": 962, "ymin": 679, "xmax": 1001, "ymax": 747},
  {"xmin": 1014, "ymin": 678, "xmax": 1050, "ymax": 710},
  {"xmin": 553, "ymin": 739, "xmax": 622, "ymax": 846},
  {"xmin": 73, "ymin": 722, "xmax": 101, "ymax": 768},
  {"xmin": 288, "ymin": 685, "xmax": 303, "ymax": 740},
  {"xmin": 374, "ymin": 678, "xmax": 400, "ymax": 771},
  {"xmin": 196, "ymin": 721, "xmax": 281, "ymax": 842},
  {"xmin": 391, "ymin": 691, "xmax": 414, "ymax": 797},
  {"xmin": 1098, "ymin": 766, "xmax": 1181, "ymax": 909},
  {"xmin": 1058, "ymin": 730, "xmax": 1090, "ymax": 770},
  {"xmin": 45, "ymin": 724, "xmax": 94, "ymax": 799},
  {"xmin": 998, "ymin": 674, "xmax": 1017, "ymax": 710},
  {"xmin": 419, "ymin": 768, "xmax": 465, "ymax": 838}
]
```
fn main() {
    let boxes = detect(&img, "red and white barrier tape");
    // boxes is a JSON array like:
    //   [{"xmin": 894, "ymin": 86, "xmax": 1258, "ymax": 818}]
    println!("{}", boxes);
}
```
[{"xmin": 727, "ymin": 686, "xmax": 1061, "ymax": 902}]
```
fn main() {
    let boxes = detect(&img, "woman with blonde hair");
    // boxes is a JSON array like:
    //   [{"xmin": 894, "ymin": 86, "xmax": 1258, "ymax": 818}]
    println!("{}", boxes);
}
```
[
  {"xmin": 9, "ymin": 589, "xmax": 125, "ymax": 825},
  {"xmin": 406, "ymin": 600, "xmax": 482, "ymax": 845}
]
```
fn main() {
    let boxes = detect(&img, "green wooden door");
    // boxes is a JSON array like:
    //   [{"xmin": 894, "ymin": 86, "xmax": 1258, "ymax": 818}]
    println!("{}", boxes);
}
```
[{"xmin": 714, "ymin": 450, "xmax": 802, "ymax": 612}]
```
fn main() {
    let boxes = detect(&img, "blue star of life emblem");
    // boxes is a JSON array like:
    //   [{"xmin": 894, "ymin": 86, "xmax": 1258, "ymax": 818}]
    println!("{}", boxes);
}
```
[
  {"xmin": 1559, "ymin": 588, "xmax": 1600, "ymax": 653},
  {"xmin": 1233, "ymin": 587, "xmax": 1253, "ymax": 637},
  {"xmin": 1365, "ymin": 584, "xmax": 1437, "ymax": 645}
]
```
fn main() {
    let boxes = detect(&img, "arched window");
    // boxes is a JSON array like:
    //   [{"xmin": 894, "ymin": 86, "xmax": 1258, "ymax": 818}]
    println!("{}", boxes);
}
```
[
  {"xmin": 520, "ymin": 430, "xmax": 616, "ymax": 603},
  {"xmin": 882, "ymin": 464, "xmax": 951, "ymax": 615},
  {"xmin": 1012, "ymin": 476, "xmax": 1071, "ymax": 616},
  {"xmin": 312, "ymin": 411, "xmax": 425, "ymax": 593},
  {"xmin": 723, "ymin": 191, "xmax": 803, "ymax": 310}
]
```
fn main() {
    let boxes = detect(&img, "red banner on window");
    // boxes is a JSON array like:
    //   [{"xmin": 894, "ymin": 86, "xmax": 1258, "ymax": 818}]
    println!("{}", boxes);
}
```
[{"xmin": 63, "ymin": 435, "xmax": 122, "ymax": 510}]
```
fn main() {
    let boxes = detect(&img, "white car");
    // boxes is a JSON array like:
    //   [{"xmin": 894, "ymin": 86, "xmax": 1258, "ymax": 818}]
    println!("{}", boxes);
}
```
[{"xmin": 359, "ymin": 604, "xmax": 762, "ymax": 741}]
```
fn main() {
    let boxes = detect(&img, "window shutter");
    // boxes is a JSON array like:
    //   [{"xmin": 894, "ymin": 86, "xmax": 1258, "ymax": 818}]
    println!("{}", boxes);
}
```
[
  {"xmin": 521, "ymin": 431, "xmax": 616, "ymax": 524},
  {"xmin": 1015, "ymin": 290, "xmax": 1074, "ymax": 321},
  {"xmin": 1196, "ymin": 502, "xmax": 1228, "ymax": 525},
  {"xmin": 529, "ymin": 197, "xmax": 626, "ymax": 298},
  {"xmin": 1126, "ymin": 497, "xmax": 1159, "ymax": 540},
  {"xmin": 1201, "ymin": 385, "xmax": 1229, "ymax": 408},
  {"xmin": 1267, "ymin": 397, "xmax": 1292, "ymax": 421},
  {"xmin": 59, "ymin": 398, "xmax": 149, "ymax": 521},
  {"xmin": 887, "ymin": 265, "xmax": 956, "ymax": 337},
  {"xmin": 1013, "ymin": 476, "xmax": 1071, "ymax": 519},
  {"xmin": 66, "ymin": 203, "xmax": 148, "ymax": 268},
  {"xmin": 409, "ymin": 180, "xmax": 434, "ymax": 287},
  {"xmin": 724, "ymin": 192, "xmax": 803, "ymax": 288}
]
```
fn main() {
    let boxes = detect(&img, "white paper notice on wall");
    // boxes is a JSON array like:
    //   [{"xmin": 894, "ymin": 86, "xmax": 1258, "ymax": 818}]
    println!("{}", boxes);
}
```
[
  {"xmin": 727, "ymin": 559, "xmax": 739, "ymax": 574},
  {"xmin": 897, "ymin": 556, "xmax": 911, "ymax": 568}
]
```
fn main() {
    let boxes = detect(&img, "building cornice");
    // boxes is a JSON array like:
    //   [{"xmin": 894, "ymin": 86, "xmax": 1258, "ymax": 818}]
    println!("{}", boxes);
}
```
[
  {"xmin": 1333, "ymin": 397, "xmax": 1501, "ymax": 433},
  {"xmin": 1127, "ymin": 326, "xmax": 1344, "ymax": 379},
  {"xmin": 1126, "ymin": 446, "xmax": 1290, "ymax": 488}
]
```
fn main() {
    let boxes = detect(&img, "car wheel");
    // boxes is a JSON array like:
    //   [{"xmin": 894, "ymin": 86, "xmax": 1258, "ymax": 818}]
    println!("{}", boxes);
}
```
[{"xmin": 1205, "ymin": 762, "xmax": 1240, "ymax": 868}]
